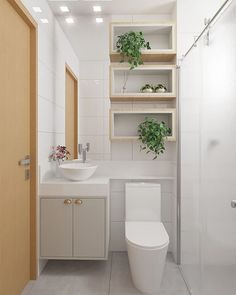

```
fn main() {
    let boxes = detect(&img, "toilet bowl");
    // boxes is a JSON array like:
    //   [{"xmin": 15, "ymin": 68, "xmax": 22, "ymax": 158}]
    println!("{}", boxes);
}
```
[{"xmin": 125, "ymin": 183, "xmax": 169, "ymax": 294}]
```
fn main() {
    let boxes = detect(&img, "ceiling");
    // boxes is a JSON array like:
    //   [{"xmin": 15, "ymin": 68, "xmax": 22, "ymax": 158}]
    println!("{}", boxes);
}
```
[{"xmin": 47, "ymin": 0, "xmax": 176, "ymax": 16}]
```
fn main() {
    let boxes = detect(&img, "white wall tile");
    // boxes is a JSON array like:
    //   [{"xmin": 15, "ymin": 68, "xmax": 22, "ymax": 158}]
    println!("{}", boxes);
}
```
[
  {"xmin": 38, "ymin": 98, "xmax": 55, "ymax": 133},
  {"xmin": 111, "ymin": 180, "xmax": 127, "ymax": 192},
  {"xmin": 103, "ymin": 136, "xmax": 111, "ymax": 154},
  {"xmin": 111, "ymin": 142, "xmax": 133, "ymax": 160},
  {"xmin": 80, "ymin": 117, "xmax": 104, "ymax": 136},
  {"xmin": 79, "ymin": 61, "xmax": 104, "ymax": 80},
  {"xmin": 111, "ymin": 192, "xmax": 125, "ymax": 222},
  {"xmin": 80, "ymin": 99, "xmax": 104, "ymax": 117},
  {"xmin": 79, "ymin": 80, "xmax": 104, "ymax": 98},
  {"xmin": 38, "ymin": 62, "xmax": 54, "ymax": 102},
  {"xmin": 110, "ymin": 222, "xmax": 126, "ymax": 251},
  {"xmin": 162, "ymin": 193, "xmax": 172, "ymax": 222}
]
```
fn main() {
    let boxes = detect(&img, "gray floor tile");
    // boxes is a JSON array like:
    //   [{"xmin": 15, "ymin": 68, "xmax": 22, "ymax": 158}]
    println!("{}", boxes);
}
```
[
  {"xmin": 28, "ymin": 257, "xmax": 112, "ymax": 295},
  {"xmin": 109, "ymin": 252, "xmax": 189, "ymax": 295},
  {"xmin": 26, "ymin": 252, "xmax": 189, "ymax": 295}
]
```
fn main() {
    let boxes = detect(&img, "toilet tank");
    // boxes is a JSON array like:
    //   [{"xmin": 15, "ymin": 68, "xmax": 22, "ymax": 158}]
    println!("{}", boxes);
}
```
[{"xmin": 125, "ymin": 183, "xmax": 161, "ymax": 221}]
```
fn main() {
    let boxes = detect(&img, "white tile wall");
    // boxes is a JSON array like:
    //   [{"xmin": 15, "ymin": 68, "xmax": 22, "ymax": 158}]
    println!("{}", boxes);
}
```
[
  {"xmin": 22, "ymin": 0, "xmax": 79, "ymax": 175},
  {"xmin": 22, "ymin": 0, "xmax": 178, "ymax": 257}
]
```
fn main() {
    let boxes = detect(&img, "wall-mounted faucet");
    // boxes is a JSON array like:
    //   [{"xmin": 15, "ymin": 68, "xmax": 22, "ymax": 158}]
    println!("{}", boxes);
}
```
[{"xmin": 78, "ymin": 143, "xmax": 90, "ymax": 163}]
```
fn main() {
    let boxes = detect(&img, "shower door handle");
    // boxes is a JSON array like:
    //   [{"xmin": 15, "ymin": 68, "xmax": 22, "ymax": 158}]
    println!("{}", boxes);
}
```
[{"xmin": 231, "ymin": 200, "xmax": 236, "ymax": 208}]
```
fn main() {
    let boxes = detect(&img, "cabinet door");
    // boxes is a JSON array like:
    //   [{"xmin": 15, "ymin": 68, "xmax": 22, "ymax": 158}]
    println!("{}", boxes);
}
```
[
  {"xmin": 73, "ymin": 198, "xmax": 105, "ymax": 258},
  {"xmin": 41, "ymin": 198, "xmax": 73, "ymax": 257}
]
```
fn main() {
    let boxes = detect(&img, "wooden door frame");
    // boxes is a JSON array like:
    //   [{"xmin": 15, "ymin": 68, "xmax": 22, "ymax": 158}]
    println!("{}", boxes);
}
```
[
  {"xmin": 65, "ymin": 64, "xmax": 78, "ymax": 158},
  {"xmin": 7, "ymin": 0, "xmax": 38, "ymax": 280}
]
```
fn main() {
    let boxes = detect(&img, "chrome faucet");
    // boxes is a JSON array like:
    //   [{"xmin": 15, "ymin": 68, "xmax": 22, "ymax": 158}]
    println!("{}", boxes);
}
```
[{"xmin": 78, "ymin": 143, "xmax": 90, "ymax": 163}]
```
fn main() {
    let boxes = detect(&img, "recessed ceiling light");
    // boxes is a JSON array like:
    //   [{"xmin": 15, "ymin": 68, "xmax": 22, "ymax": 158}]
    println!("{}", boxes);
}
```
[
  {"xmin": 33, "ymin": 7, "xmax": 42, "ymax": 13},
  {"xmin": 60, "ymin": 6, "xmax": 70, "ymax": 12},
  {"xmin": 93, "ymin": 6, "xmax": 101, "ymax": 12},
  {"xmin": 40, "ymin": 18, "xmax": 49, "ymax": 24},
  {"xmin": 65, "ymin": 17, "xmax": 74, "ymax": 24},
  {"xmin": 96, "ymin": 17, "xmax": 103, "ymax": 23}
]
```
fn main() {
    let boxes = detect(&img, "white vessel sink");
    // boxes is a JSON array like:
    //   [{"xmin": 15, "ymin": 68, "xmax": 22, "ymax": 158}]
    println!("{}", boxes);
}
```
[{"xmin": 59, "ymin": 162, "xmax": 97, "ymax": 181}]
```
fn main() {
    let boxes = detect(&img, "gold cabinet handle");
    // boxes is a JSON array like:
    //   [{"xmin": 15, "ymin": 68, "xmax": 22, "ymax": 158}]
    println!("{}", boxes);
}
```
[
  {"xmin": 64, "ymin": 199, "xmax": 72, "ymax": 205},
  {"xmin": 75, "ymin": 199, "xmax": 83, "ymax": 205}
]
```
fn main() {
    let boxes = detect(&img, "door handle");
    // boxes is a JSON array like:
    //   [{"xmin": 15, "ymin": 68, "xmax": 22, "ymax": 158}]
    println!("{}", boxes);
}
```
[
  {"xmin": 18, "ymin": 155, "xmax": 30, "ymax": 166},
  {"xmin": 231, "ymin": 200, "xmax": 236, "ymax": 208}
]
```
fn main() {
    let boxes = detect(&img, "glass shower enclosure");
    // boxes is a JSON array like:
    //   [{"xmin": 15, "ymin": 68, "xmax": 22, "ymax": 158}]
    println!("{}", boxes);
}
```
[{"xmin": 179, "ymin": 0, "xmax": 236, "ymax": 294}]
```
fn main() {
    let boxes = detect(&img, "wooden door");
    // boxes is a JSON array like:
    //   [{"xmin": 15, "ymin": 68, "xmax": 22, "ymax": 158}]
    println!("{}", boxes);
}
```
[
  {"xmin": 73, "ymin": 199, "xmax": 105, "ymax": 258},
  {"xmin": 40, "ymin": 199, "xmax": 73, "ymax": 257},
  {"xmin": 65, "ymin": 66, "xmax": 78, "ymax": 159},
  {"xmin": 0, "ymin": 1, "xmax": 37, "ymax": 294}
]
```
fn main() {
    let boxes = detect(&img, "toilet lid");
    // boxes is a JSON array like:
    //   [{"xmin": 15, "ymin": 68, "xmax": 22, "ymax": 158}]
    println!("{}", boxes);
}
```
[{"xmin": 125, "ymin": 221, "xmax": 169, "ymax": 249}]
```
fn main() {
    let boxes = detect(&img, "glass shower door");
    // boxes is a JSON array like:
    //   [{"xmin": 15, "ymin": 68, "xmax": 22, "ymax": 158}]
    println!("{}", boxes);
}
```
[
  {"xmin": 200, "ymin": 1, "xmax": 236, "ymax": 293},
  {"xmin": 180, "ymin": 1, "xmax": 236, "ymax": 294}
]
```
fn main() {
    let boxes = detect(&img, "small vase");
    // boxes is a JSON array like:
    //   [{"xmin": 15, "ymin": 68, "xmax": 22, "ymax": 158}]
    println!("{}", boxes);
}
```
[{"xmin": 51, "ymin": 160, "xmax": 62, "ymax": 178}]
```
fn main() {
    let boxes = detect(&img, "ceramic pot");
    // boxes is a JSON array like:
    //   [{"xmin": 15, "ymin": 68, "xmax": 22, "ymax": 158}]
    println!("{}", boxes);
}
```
[{"xmin": 141, "ymin": 88, "xmax": 154, "ymax": 93}]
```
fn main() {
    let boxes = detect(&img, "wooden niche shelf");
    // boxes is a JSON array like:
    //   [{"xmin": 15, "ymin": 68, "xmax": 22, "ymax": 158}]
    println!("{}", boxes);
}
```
[
  {"xmin": 110, "ymin": 64, "xmax": 176, "ymax": 101},
  {"xmin": 110, "ymin": 23, "xmax": 176, "ymax": 63},
  {"xmin": 110, "ymin": 109, "xmax": 176, "ymax": 141}
]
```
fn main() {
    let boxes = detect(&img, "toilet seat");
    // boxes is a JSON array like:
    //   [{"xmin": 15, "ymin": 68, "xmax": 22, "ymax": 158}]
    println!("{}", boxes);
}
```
[{"xmin": 125, "ymin": 221, "xmax": 169, "ymax": 250}]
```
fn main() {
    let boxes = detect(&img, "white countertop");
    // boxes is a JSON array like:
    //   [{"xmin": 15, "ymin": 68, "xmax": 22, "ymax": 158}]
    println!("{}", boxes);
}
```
[
  {"xmin": 39, "ymin": 175, "xmax": 174, "ymax": 197},
  {"xmin": 39, "ymin": 161, "xmax": 175, "ymax": 197},
  {"xmin": 42, "ymin": 177, "xmax": 110, "ymax": 185}
]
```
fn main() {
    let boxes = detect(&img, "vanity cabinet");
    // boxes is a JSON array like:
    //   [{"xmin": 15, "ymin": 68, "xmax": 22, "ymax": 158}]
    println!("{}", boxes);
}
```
[
  {"xmin": 73, "ymin": 198, "xmax": 105, "ymax": 258},
  {"xmin": 40, "ymin": 197, "xmax": 107, "ymax": 259}
]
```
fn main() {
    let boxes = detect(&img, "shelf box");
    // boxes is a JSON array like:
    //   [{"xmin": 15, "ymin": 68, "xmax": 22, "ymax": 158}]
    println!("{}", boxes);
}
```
[
  {"xmin": 110, "ymin": 23, "xmax": 176, "ymax": 62},
  {"xmin": 110, "ymin": 65, "xmax": 176, "ymax": 101},
  {"xmin": 110, "ymin": 109, "xmax": 176, "ymax": 141}
]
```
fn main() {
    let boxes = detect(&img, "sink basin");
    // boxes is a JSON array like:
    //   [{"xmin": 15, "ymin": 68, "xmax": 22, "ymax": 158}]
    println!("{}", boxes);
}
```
[{"xmin": 59, "ymin": 162, "xmax": 97, "ymax": 181}]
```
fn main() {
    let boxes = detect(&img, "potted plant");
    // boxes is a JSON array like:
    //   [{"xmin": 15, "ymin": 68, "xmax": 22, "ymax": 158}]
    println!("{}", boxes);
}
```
[
  {"xmin": 140, "ymin": 84, "xmax": 154, "ymax": 93},
  {"xmin": 138, "ymin": 118, "xmax": 171, "ymax": 160},
  {"xmin": 116, "ymin": 31, "xmax": 151, "ymax": 70},
  {"xmin": 154, "ymin": 84, "xmax": 167, "ymax": 93}
]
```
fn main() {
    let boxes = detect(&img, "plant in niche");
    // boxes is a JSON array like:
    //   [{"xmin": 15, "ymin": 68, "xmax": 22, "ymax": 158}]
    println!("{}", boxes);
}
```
[
  {"xmin": 116, "ymin": 31, "xmax": 151, "ymax": 70},
  {"xmin": 138, "ymin": 118, "xmax": 171, "ymax": 160},
  {"xmin": 140, "ymin": 84, "xmax": 155, "ymax": 93},
  {"xmin": 49, "ymin": 145, "xmax": 70, "ymax": 164},
  {"xmin": 154, "ymin": 84, "xmax": 167, "ymax": 93}
]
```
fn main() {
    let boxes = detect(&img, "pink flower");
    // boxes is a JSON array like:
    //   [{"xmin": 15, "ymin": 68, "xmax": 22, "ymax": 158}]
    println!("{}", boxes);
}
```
[{"xmin": 49, "ymin": 145, "xmax": 70, "ymax": 162}]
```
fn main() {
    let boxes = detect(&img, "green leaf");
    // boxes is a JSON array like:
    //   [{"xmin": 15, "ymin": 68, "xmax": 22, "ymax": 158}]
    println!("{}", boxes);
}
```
[
  {"xmin": 137, "ymin": 118, "xmax": 171, "ymax": 160},
  {"xmin": 116, "ymin": 31, "xmax": 151, "ymax": 70}
]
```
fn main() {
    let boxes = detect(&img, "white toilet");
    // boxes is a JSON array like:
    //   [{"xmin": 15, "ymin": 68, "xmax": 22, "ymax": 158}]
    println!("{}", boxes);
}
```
[{"xmin": 125, "ymin": 183, "xmax": 169, "ymax": 294}]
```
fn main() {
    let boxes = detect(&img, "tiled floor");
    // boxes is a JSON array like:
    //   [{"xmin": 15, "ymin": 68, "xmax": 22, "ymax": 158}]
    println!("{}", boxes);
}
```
[{"xmin": 24, "ymin": 253, "xmax": 190, "ymax": 295}]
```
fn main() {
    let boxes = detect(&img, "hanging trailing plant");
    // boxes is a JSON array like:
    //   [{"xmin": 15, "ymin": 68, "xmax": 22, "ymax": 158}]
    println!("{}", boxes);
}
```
[
  {"xmin": 116, "ymin": 31, "xmax": 151, "ymax": 69},
  {"xmin": 138, "ymin": 118, "xmax": 171, "ymax": 160}
]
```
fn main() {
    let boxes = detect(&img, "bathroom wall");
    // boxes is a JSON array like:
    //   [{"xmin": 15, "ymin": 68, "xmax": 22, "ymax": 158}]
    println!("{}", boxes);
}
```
[
  {"xmin": 21, "ymin": 0, "xmax": 79, "ymax": 176},
  {"xmin": 177, "ymin": 0, "xmax": 225, "ymax": 58},
  {"xmin": 58, "ymin": 13, "xmax": 177, "ymax": 252}
]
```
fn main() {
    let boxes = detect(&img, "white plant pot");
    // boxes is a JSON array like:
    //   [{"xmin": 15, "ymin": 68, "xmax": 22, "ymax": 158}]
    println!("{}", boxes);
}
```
[
  {"xmin": 141, "ymin": 88, "xmax": 154, "ymax": 93},
  {"xmin": 156, "ymin": 88, "xmax": 166, "ymax": 93}
]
